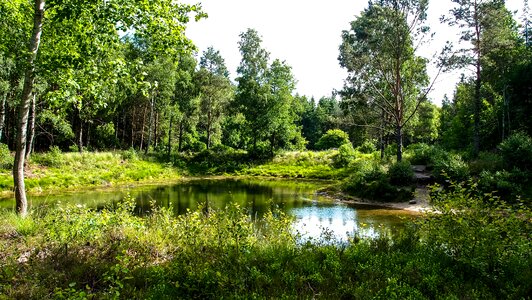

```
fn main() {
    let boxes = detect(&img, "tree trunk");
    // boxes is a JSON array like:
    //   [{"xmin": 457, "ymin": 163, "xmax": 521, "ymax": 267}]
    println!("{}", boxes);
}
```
[
  {"xmin": 154, "ymin": 111, "xmax": 159, "ymax": 148},
  {"xmin": 473, "ymin": 59, "xmax": 481, "ymax": 157},
  {"xmin": 140, "ymin": 105, "xmax": 147, "ymax": 151},
  {"xmin": 145, "ymin": 95, "xmax": 155, "ymax": 155},
  {"xmin": 380, "ymin": 109, "xmax": 385, "ymax": 160},
  {"xmin": 178, "ymin": 119, "xmax": 184, "ymax": 152},
  {"xmin": 473, "ymin": 0, "xmax": 481, "ymax": 158},
  {"xmin": 167, "ymin": 113, "xmax": 173, "ymax": 157},
  {"xmin": 14, "ymin": 0, "xmax": 45, "ymax": 217},
  {"xmin": 396, "ymin": 125, "xmax": 403, "ymax": 162},
  {"xmin": 131, "ymin": 106, "xmax": 135, "ymax": 148},
  {"xmin": 76, "ymin": 109, "xmax": 83, "ymax": 153},
  {"xmin": 25, "ymin": 93, "xmax": 36, "ymax": 160},
  {"xmin": 206, "ymin": 110, "xmax": 212, "ymax": 149},
  {"xmin": 86, "ymin": 122, "xmax": 91, "ymax": 150},
  {"xmin": 0, "ymin": 90, "xmax": 7, "ymax": 142}
]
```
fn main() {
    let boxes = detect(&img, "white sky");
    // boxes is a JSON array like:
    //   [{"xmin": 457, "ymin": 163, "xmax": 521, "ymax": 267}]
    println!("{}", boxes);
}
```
[{"xmin": 184, "ymin": 0, "xmax": 526, "ymax": 105}]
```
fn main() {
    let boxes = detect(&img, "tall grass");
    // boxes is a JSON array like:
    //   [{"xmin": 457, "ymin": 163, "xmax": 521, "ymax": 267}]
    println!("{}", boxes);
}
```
[{"xmin": 0, "ymin": 186, "xmax": 529, "ymax": 299}]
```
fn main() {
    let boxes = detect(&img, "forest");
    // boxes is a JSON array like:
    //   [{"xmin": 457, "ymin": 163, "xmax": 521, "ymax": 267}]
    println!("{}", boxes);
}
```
[{"xmin": 0, "ymin": 0, "xmax": 531, "ymax": 298}]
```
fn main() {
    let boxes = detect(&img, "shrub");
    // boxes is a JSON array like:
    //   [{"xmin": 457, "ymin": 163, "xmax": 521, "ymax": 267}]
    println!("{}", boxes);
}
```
[
  {"xmin": 34, "ymin": 146, "xmax": 64, "ymax": 167},
  {"xmin": 388, "ymin": 161, "xmax": 414, "ymax": 186},
  {"xmin": 357, "ymin": 140, "xmax": 377, "ymax": 154},
  {"xmin": 315, "ymin": 129, "xmax": 350, "ymax": 150},
  {"xmin": 343, "ymin": 162, "xmax": 413, "ymax": 202},
  {"xmin": 407, "ymin": 143, "xmax": 433, "ymax": 165},
  {"xmin": 469, "ymin": 151, "xmax": 503, "ymax": 175},
  {"xmin": 432, "ymin": 153, "xmax": 469, "ymax": 182},
  {"xmin": 121, "ymin": 148, "xmax": 138, "ymax": 161},
  {"xmin": 499, "ymin": 132, "xmax": 532, "ymax": 171},
  {"xmin": 477, "ymin": 170, "xmax": 522, "ymax": 201},
  {"xmin": 0, "ymin": 143, "xmax": 13, "ymax": 170},
  {"xmin": 333, "ymin": 143, "xmax": 356, "ymax": 168}
]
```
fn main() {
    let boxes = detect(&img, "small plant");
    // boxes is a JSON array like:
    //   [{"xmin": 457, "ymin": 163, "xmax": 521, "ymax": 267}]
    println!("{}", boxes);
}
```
[
  {"xmin": 499, "ymin": 132, "xmax": 532, "ymax": 171},
  {"xmin": 357, "ymin": 140, "xmax": 376, "ymax": 154},
  {"xmin": 34, "ymin": 145, "xmax": 64, "ymax": 167},
  {"xmin": 333, "ymin": 143, "xmax": 356, "ymax": 167},
  {"xmin": 315, "ymin": 129, "xmax": 350, "ymax": 150},
  {"xmin": 432, "ymin": 153, "xmax": 469, "ymax": 182},
  {"xmin": 121, "ymin": 148, "xmax": 138, "ymax": 161},
  {"xmin": 388, "ymin": 161, "xmax": 414, "ymax": 186},
  {"xmin": 0, "ymin": 143, "xmax": 13, "ymax": 170}
]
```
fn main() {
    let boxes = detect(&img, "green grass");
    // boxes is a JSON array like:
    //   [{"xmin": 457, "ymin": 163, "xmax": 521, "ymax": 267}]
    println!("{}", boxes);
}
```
[
  {"xmin": 0, "ymin": 151, "xmax": 180, "ymax": 195},
  {"xmin": 0, "ymin": 185, "xmax": 529, "ymax": 299}
]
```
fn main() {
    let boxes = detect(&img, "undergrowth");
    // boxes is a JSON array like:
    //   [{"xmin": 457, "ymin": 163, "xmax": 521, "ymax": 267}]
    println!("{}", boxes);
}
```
[{"xmin": 0, "ymin": 185, "xmax": 529, "ymax": 299}]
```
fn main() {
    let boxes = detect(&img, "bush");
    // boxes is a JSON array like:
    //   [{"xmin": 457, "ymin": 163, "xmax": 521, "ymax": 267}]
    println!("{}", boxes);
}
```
[
  {"xmin": 388, "ymin": 161, "xmax": 414, "ymax": 186},
  {"xmin": 499, "ymin": 132, "xmax": 532, "ymax": 171},
  {"xmin": 315, "ymin": 129, "xmax": 350, "ymax": 150},
  {"xmin": 477, "ymin": 170, "xmax": 523, "ymax": 201},
  {"xmin": 432, "ymin": 153, "xmax": 469, "ymax": 182},
  {"xmin": 121, "ymin": 148, "xmax": 138, "ymax": 161},
  {"xmin": 469, "ymin": 151, "xmax": 503, "ymax": 175},
  {"xmin": 95, "ymin": 123, "xmax": 118, "ymax": 150},
  {"xmin": 343, "ymin": 162, "xmax": 413, "ymax": 202},
  {"xmin": 407, "ymin": 143, "xmax": 433, "ymax": 165},
  {"xmin": 333, "ymin": 143, "xmax": 356, "ymax": 168},
  {"xmin": 34, "ymin": 146, "xmax": 64, "ymax": 167},
  {"xmin": 0, "ymin": 143, "xmax": 13, "ymax": 170},
  {"xmin": 357, "ymin": 140, "xmax": 377, "ymax": 154}
]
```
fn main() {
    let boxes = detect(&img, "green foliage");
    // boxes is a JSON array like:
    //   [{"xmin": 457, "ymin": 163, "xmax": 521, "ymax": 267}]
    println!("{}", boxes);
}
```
[
  {"xmin": 407, "ymin": 143, "xmax": 434, "ymax": 165},
  {"xmin": 388, "ymin": 161, "xmax": 414, "ymax": 186},
  {"xmin": 0, "ymin": 143, "xmax": 13, "ymax": 170},
  {"xmin": 0, "ymin": 182, "xmax": 530, "ymax": 299},
  {"xmin": 499, "ymin": 132, "xmax": 532, "ymax": 171},
  {"xmin": 432, "ymin": 152, "xmax": 469, "ymax": 182},
  {"xmin": 95, "ymin": 123, "xmax": 118, "ymax": 150},
  {"xmin": 343, "ymin": 160, "xmax": 413, "ymax": 202},
  {"xmin": 243, "ymin": 150, "xmax": 345, "ymax": 179},
  {"xmin": 121, "ymin": 148, "xmax": 138, "ymax": 161},
  {"xmin": 424, "ymin": 182, "xmax": 532, "ymax": 298},
  {"xmin": 357, "ymin": 140, "xmax": 377, "ymax": 154},
  {"xmin": 316, "ymin": 129, "xmax": 350, "ymax": 150},
  {"xmin": 333, "ymin": 143, "xmax": 357, "ymax": 168},
  {"xmin": 32, "ymin": 146, "xmax": 64, "ymax": 167}
]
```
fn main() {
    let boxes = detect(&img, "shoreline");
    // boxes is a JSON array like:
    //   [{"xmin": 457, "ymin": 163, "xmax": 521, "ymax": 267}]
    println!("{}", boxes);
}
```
[{"xmin": 321, "ymin": 186, "xmax": 432, "ymax": 214}]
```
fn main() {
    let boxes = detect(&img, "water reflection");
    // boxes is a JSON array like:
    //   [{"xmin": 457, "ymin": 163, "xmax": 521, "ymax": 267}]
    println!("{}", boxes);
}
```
[{"xmin": 0, "ymin": 178, "xmax": 416, "ymax": 242}]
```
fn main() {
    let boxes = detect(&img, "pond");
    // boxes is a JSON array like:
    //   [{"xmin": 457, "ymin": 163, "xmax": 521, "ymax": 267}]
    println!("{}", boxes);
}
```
[{"xmin": 0, "ymin": 178, "xmax": 418, "ymax": 241}]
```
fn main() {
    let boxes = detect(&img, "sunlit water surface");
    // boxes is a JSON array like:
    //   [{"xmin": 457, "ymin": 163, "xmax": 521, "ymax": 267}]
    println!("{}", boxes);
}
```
[{"xmin": 0, "ymin": 178, "xmax": 418, "ymax": 242}]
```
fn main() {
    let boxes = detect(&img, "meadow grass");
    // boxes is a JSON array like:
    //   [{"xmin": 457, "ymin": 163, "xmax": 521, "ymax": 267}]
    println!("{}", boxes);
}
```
[{"xmin": 0, "ymin": 185, "xmax": 529, "ymax": 299}]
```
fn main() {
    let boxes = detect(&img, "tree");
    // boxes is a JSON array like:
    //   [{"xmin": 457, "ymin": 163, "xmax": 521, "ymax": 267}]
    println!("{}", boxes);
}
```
[
  {"xmin": 339, "ymin": 0, "xmax": 433, "ymax": 161},
  {"xmin": 235, "ymin": 28, "xmax": 271, "ymax": 151},
  {"xmin": 196, "ymin": 47, "xmax": 232, "ymax": 149},
  {"xmin": 12, "ymin": 0, "xmax": 204, "ymax": 215}
]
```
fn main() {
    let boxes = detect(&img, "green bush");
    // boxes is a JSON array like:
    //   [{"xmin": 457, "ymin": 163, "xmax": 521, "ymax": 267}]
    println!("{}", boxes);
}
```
[
  {"xmin": 315, "ymin": 129, "xmax": 350, "ymax": 150},
  {"xmin": 343, "ymin": 162, "xmax": 413, "ymax": 202},
  {"xmin": 95, "ymin": 123, "xmax": 119, "ymax": 150},
  {"xmin": 121, "ymin": 148, "xmax": 138, "ymax": 161},
  {"xmin": 333, "ymin": 143, "xmax": 356, "ymax": 168},
  {"xmin": 477, "ymin": 170, "xmax": 522, "ymax": 201},
  {"xmin": 432, "ymin": 153, "xmax": 469, "ymax": 182},
  {"xmin": 34, "ymin": 146, "xmax": 64, "ymax": 167},
  {"xmin": 0, "ymin": 143, "xmax": 13, "ymax": 170},
  {"xmin": 357, "ymin": 140, "xmax": 376, "ymax": 154},
  {"xmin": 407, "ymin": 143, "xmax": 433, "ymax": 165},
  {"xmin": 388, "ymin": 161, "xmax": 414, "ymax": 186},
  {"xmin": 499, "ymin": 132, "xmax": 532, "ymax": 171},
  {"xmin": 469, "ymin": 151, "xmax": 503, "ymax": 175}
]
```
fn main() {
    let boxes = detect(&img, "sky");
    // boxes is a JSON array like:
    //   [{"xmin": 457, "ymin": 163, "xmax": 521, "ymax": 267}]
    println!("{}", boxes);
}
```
[{"xmin": 183, "ymin": 0, "xmax": 526, "ymax": 105}]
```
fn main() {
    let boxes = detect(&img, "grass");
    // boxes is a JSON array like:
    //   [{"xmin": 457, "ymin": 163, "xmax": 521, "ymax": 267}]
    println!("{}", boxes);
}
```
[
  {"xmin": 0, "ymin": 151, "xmax": 180, "ymax": 195},
  {"xmin": 0, "ymin": 184, "xmax": 530, "ymax": 299}
]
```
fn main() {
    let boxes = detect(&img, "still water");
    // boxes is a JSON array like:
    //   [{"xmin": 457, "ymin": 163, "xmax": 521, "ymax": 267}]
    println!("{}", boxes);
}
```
[{"xmin": 0, "ymin": 178, "xmax": 417, "ymax": 241}]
